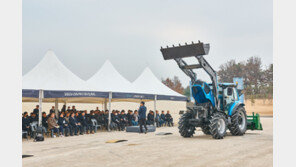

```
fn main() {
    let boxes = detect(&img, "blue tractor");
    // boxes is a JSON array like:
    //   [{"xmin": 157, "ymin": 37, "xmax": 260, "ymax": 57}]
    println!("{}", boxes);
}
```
[{"xmin": 160, "ymin": 41, "xmax": 262, "ymax": 139}]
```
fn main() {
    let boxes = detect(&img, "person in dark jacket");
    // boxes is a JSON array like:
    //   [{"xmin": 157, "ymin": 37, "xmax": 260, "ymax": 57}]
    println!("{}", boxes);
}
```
[
  {"xmin": 147, "ymin": 111, "xmax": 154, "ymax": 125},
  {"xmin": 165, "ymin": 110, "xmax": 174, "ymax": 127},
  {"xmin": 41, "ymin": 112, "xmax": 48, "ymax": 132},
  {"xmin": 61, "ymin": 105, "xmax": 66, "ymax": 112},
  {"xmin": 22, "ymin": 112, "xmax": 30, "ymax": 132},
  {"xmin": 72, "ymin": 106, "xmax": 77, "ymax": 112},
  {"xmin": 126, "ymin": 110, "xmax": 133, "ymax": 126},
  {"xmin": 29, "ymin": 113, "xmax": 38, "ymax": 123},
  {"xmin": 155, "ymin": 110, "xmax": 160, "ymax": 127},
  {"xmin": 111, "ymin": 112, "xmax": 121, "ymax": 131},
  {"xmin": 66, "ymin": 106, "xmax": 71, "ymax": 112},
  {"xmin": 69, "ymin": 113, "xmax": 81, "ymax": 136},
  {"xmin": 50, "ymin": 106, "xmax": 55, "ymax": 114},
  {"xmin": 119, "ymin": 110, "xmax": 127, "ymax": 130},
  {"xmin": 78, "ymin": 111, "xmax": 93, "ymax": 134},
  {"xmin": 138, "ymin": 101, "xmax": 147, "ymax": 134},
  {"xmin": 58, "ymin": 113, "xmax": 70, "ymax": 136},
  {"xmin": 33, "ymin": 105, "xmax": 39, "ymax": 116},
  {"xmin": 160, "ymin": 111, "xmax": 166, "ymax": 127}
]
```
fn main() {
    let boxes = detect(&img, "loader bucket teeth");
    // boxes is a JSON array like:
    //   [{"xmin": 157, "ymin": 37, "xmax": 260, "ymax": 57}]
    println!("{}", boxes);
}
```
[{"xmin": 160, "ymin": 42, "xmax": 210, "ymax": 60}]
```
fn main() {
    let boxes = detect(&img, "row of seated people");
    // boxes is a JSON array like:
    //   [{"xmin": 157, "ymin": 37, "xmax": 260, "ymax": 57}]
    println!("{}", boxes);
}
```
[
  {"xmin": 22, "ymin": 106, "xmax": 174, "ymax": 138},
  {"xmin": 146, "ymin": 110, "xmax": 174, "ymax": 127},
  {"xmin": 109, "ymin": 109, "xmax": 174, "ymax": 130},
  {"xmin": 23, "ymin": 111, "xmax": 98, "ymax": 137}
]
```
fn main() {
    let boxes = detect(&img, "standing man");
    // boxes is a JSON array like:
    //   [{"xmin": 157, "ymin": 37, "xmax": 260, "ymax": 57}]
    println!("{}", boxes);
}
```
[
  {"xmin": 138, "ymin": 101, "xmax": 147, "ymax": 134},
  {"xmin": 33, "ymin": 105, "xmax": 39, "ymax": 117}
]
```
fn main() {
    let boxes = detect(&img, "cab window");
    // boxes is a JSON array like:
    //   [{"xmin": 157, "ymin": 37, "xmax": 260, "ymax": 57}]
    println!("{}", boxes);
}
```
[{"xmin": 227, "ymin": 87, "xmax": 233, "ymax": 96}]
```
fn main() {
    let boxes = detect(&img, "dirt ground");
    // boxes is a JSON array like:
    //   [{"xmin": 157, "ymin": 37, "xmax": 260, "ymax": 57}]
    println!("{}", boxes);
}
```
[
  {"xmin": 245, "ymin": 99, "xmax": 273, "ymax": 116},
  {"xmin": 22, "ymin": 117, "xmax": 272, "ymax": 167}
]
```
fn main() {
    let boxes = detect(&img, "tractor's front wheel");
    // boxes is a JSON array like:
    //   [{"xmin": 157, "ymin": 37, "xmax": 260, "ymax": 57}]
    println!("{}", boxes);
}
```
[
  {"xmin": 178, "ymin": 112, "xmax": 196, "ymax": 137},
  {"xmin": 209, "ymin": 112, "xmax": 227, "ymax": 139},
  {"xmin": 229, "ymin": 106, "xmax": 247, "ymax": 136}
]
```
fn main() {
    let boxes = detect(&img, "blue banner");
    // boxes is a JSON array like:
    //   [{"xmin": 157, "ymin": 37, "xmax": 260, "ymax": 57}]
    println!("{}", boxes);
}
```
[
  {"xmin": 112, "ymin": 92, "xmax": 155, "ymax": 100},
  {"xmin": 22, "ymin": 89, "xmax": 188, "ymax": 101},
  {"xmin": 43, "ymin": 90, "xmax": 109, "ymax": 98},
  {"xmin": 157, "ymin": 95, "xmax": 188, "ymax": 101},
  {"xmin": 22, "ymin": 89, "xmax": 39, "ymax": 98}
]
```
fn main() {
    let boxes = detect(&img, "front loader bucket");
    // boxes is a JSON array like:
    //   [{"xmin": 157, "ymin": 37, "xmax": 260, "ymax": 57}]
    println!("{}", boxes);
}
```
[
  {"xmin": 160, "ymin": 41, "xmax": 210, "ymax": 60},
  {"xmin": 247, "ymin": 112, "xmax": 263, "ymax": 130}
]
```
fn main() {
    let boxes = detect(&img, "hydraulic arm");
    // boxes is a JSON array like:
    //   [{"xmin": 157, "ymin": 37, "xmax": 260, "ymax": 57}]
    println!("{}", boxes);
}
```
[{"xmin": 160, "ymin": 41, "xmax": 219, "ymax": 108}]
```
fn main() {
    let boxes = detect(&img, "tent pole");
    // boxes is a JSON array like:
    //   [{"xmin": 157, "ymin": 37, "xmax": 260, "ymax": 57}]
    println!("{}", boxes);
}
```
[
  {"xmin": 38, "ymin": 90, "xmax": 43, "ymax": 126},
  {"xmin": 108, "ymin": 92, "xmax": 112, "ymax": 132},
  {"xmin": 55, "ymin": 98, "xmax": 59, "ymax": 118},
  {"xmin": 104, "ymin": 99, "xmax": 107, "ymax": 111},
  {"xmin": 154, "ymin": 95, "xmax": 157, "ymax": 126}
]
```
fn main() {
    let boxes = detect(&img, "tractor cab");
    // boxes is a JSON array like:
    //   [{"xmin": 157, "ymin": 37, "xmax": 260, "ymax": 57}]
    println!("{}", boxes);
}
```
[{"xmin": 218, "ymin": 83, "xmax": 241, "ymax": 113}]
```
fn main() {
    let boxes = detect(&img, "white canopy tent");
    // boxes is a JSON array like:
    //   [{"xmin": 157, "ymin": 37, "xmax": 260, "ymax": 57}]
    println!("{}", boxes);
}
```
[
  {"xmin": 87, "ymin": 60, "xmax": 156, "ymax": 102},
  {"xmin": 23, "ymin": 50, "xmax": 93, "ymax": 91},
  {"xmin": 22, "ymin": 50, "xmax": 187, "ymax": 128},
  {"xmin": 87, "ymin": 60, "xmax": 134, "ymax": 93},
  {"xmin": 22, "ymin": 50, "xmax": 109, "ymax": 126},
  {"xmin": 132, "ymin": 67, "xmax": 187, "ymax": 98}
]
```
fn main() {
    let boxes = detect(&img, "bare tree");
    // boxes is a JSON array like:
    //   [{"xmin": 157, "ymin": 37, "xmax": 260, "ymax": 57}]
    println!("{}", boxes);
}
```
[
  {"xmin": 217, "ymin": 56, "xmax": 273, "ymax": 99},
  {"xmin": 162, "ymin": 76, "xmax": 185, "ymax": 94}
]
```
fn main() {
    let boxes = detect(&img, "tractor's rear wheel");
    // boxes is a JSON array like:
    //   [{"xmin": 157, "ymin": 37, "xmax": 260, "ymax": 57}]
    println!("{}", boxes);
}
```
[
  {"xmin": 229, "ymin": 106, "xmax": 247, "ymax": 136},
  {"xmin": 201, "ymin": 124, "xmax": 211, "ymax": 135},
  {"xmin": 209, "ymin": 112, "xmax": 227, "ymax": 139},
  {"xmin": 178, "ymin": 112, "xmax": 196, "ymax": 137}
]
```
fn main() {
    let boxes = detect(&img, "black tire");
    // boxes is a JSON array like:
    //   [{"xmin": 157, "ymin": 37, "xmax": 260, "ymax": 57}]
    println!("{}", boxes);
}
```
[
  {"xmin": 229, "ymin": 106, "xmax": 247, "ymax": 136},
  {"xmin": 209, "ymin": 112, "xmax": 227, "ymax": 139},
  {"xmin": 201, "ymin": 124, "xmax": 211, "ymax": 135},
  {"xmin": 178, "ymin": 112, "xmax": 196, "ymax": 137}
]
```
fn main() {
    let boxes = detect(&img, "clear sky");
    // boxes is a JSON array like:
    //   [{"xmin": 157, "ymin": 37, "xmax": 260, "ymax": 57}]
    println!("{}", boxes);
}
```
[{"xmin": 23, "ymin": 0, "xmax": 272, "ymax": 87}]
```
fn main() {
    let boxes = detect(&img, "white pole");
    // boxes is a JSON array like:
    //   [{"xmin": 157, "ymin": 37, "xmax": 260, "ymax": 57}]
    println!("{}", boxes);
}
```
[
  {"xmin": 38, "ymin": 90, "xmax": 43, "ymax": 126},
  {"xmin": 154, "ymin": 95, "xmax": 157, "ymax": 126},
  {"xmin": 104, "ymin": 98, "xmax": 107, "ymax": 111},
  {"xmin": 108, "ymin": 92, "xmax": 112, "ymax": 131}
]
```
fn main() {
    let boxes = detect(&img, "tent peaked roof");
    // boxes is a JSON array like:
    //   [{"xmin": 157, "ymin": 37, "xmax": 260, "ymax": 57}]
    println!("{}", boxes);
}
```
[
  {"xmin": 87, "ymin": 60, "xmax": 133, "ymax": 92},
  {"xmin": 132, "ymin": 67, "xmax": 186, "ymax": 97},
  {"xmin": 23, "ymin": 50, "xmax": 91, "ymax": 91}
]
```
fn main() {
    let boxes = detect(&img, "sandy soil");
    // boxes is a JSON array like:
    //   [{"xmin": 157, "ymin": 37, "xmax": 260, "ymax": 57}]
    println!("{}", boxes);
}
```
[
  {"xmin": 22, "ymin": 117, "xmax": 272, "ymax": 167},
  {"xmin": 245, "ymin": 99, "xmax": 273, "ymax": 116}
]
